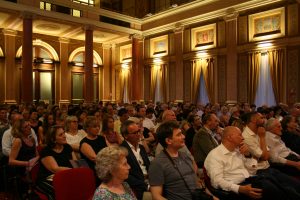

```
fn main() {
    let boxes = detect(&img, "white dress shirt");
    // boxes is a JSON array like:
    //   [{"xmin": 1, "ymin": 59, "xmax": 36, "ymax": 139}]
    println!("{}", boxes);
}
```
[
  {"xmin": 242, "ymin": 126, "xmax": 270, "ymax": 170},
  {"xmin": 265, "ymin": 131, "xmax": 299, "ymax": 164},
  {"xmin": 2, "ymin": 127, "xmax": 38, "ymax": 156},
  {"xmin": 204, "ymin": 144, "xmax": 257, "ymax": 193},
  {"xmin": 127, "ymin": 141, "xmax": 148, "ymax": 176}
]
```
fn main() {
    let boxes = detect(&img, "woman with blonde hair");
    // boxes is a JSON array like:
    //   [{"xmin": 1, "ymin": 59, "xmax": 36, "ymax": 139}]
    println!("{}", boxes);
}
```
[
  {"xmin": 65, "ymin": 115, "xmax": 86, "ymax": 158},
  {"xmin": 93, "ymin": 146, "xmax": 137, "ymax": 200},
  {"xmin": 9, "ymin": 119, "xmax": 39, "ymax": 174}
]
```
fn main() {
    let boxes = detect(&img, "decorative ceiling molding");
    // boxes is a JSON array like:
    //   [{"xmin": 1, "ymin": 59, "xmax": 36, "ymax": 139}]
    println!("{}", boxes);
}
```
[
  {"xmin": 142, "ymin": 0, "xmax": 285, "ymax": 36},
  {"xmin": 0, "ymin": 1, "xmax": 142, "ymax": 36}
]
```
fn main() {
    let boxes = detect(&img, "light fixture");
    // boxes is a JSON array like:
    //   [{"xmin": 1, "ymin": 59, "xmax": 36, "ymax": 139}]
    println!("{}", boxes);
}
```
[
  {"xmin": 257, "ymin": 42, "xmax": 273, "ymax": 48},
  {"xmin": 42, "ymin": 59, "xmax": 53, "ymax": 64},
  {"xmin": 196, "ymin": 51, "xmax": 208, "ymax": 58},
  {"xmin": 74, "ymin": 62, "xmax": 84, "ymax": 67},
  {"xmin": 153, "ymin": 58, "xmax": 162, "ymax": 64},
  {"xmin": 121, "ymin": 63, "xmax": 129, "ymax": 70}
]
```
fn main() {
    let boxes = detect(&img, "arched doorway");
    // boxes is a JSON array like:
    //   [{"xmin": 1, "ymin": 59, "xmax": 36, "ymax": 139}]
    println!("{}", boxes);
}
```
[
  {"xmin": 69, "ymin": 47, "xmax": 102, "ymax": 104},
  {"xmin": 16, "ymin": 40, "xmax": 59, "ymax": 104}
]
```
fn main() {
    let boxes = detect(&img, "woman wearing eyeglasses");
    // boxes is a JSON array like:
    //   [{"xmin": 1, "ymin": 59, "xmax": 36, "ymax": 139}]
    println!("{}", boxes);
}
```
[
  {"xmin": 9, "ymin": 118, "xmax": 39, "ymax": 198},
  {"xmin": 65, "ymin": 115, "xmax": 87, "ymax": 159}
]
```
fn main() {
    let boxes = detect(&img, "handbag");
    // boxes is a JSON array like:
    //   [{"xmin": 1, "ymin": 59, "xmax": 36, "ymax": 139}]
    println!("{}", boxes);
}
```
[{"xmin": 163, "ymin": 149, "xmax": 213, "ymax": 200}]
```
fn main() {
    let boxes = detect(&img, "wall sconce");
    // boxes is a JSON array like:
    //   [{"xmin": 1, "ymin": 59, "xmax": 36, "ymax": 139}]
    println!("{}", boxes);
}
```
[
  {"xmin": 74, "ymin": 62, "xmax": 84, "ymax": 67},
  {"xmin": 196, "ymin": 51, "xmax": 208, "ymax": 58},
  {"xmin": 121, "ymin": 63, "xmax": 129, "ymax": 70},
  {"xmin": 257, "ymin": 42, "xmax": 273, "ymax": 48},
  {"xmin": 153, "ymin": 58, "xmax": 162, "ymax": 64}
]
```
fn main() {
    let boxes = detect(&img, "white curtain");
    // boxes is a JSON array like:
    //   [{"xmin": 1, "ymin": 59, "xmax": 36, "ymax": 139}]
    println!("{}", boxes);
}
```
[
  {"xmin": 154, "ymin": 66, "xmax": 163, "ymax": 103},
  {"xmin": 254, "ymin": 53, "xmax": 276, "ymax": 107},
  {"xmin": 197, "ymin": 72, "xmax": 209, "ymax": 105}
]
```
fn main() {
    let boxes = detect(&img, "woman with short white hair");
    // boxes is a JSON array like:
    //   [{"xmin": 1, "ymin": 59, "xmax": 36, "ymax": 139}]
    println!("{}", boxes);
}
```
[{"xmin": 93, "ymin": 146, "xmax": 137, "ymax": 200}]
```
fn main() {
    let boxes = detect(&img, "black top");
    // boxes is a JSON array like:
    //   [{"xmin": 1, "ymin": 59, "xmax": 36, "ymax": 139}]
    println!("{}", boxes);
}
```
[
  {"xmin": 37, "ymin": 144, "xmax": 73, "ymax": 181},
  {"xmin": 79, "ymin": 136, "xmax": 107, "ymax": 169}
]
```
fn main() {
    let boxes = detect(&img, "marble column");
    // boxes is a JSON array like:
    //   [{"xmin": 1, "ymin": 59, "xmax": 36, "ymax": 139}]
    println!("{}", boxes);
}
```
[
  {"xmin": 174, "ymin": 24, "xmax": 184, "ymax": 102},
  {"xmin": 131, "ymin": 34, "xmax": 144, "ymax": 102},
  {"xmin": 84, "ymin": 26, "xmax": 94, "ymax": 103},
  {"xmin": 102, "ymin": 43, "xmax": 112, "ymax": 102},
  {"xmin": 58, "ymin": 38, "xmax": 71, "ymax": 107},
  {"xmin": 2, "ymin": 29, "xmax": 18, "ymax": 104},
  {"xmin": 224, "ymin": 12, "xmax": 238, "ymax": 104},
  {"xmin": 21, "ymin": 14, "xmax": 33, "ymax": 104}
]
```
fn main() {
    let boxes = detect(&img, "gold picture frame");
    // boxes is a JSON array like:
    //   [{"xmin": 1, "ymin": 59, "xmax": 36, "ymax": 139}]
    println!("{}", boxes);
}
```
[
  {"xmin": 150, "ymin": 35, "xmax": 168, "ymax": 58},
  {"xmin": 191, "ymin": 23, "xmax": 216, "ymax": 51},
  {"xmin": 248, "ymin": 7, "xmax": 285, "ymax": 42},
  {"xmin": 120, "ymin": 44, "xmax": 132, "ymax": 63}
]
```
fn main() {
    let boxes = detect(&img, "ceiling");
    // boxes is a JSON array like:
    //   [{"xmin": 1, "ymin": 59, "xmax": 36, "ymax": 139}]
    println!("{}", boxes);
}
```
[{"xmin": 0, "ymin": 7, "xmax": 128, "ymax": 44}]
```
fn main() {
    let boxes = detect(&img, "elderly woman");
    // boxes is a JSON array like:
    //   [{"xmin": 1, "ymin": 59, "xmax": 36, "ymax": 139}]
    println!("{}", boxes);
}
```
[
  {"xmin": 37, "ymin": 125, "xmax": 76, "ymax": 200},
  {"xmin": 65, "ymin": 115, "xmax": 87, "ymax": 158},
  {"xmin": 93, "ymin": 146, "xmax": 137, "ymax": 200},
  {"xmin": 80, "ymin": 116, "xmax": 107, "ymax": 170}
]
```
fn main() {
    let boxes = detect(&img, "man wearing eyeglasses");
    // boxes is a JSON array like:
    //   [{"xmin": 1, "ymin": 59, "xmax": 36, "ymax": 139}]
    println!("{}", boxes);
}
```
[{"xmin": 120, "ymin": 120, "xmax": 150, "ymax": 200}]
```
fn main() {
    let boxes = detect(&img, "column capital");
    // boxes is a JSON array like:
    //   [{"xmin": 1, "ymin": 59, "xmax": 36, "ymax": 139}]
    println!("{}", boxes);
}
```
[
  {"xmin": 223, "ymin": 8, "xmax": 239, "ymax": 22},
  {"xmin": 84, "ymin": 25, "xmax": 94, "ymax": 31},
  {"xmin": 21, "ymin": 11, "xmax": 34, "ymax": 19},
  {"xmin": 102, "ymin": 43, "xmax": 111, "ymax": 49},
  {"xmin": 2, "ymin": 29, "xmax": 18, "ymax": 36},
  {"xmin": 173, "ymin": 22, "xmax": 184, "ymax": 33},
  {"xmin": 129, "ymin": 33, "xmax": 144, "ymax": 40}
]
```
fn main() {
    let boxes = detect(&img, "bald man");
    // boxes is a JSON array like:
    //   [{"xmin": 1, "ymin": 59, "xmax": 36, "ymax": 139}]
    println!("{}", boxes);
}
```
[{"xmin": 205, "ymin": 126, "xmax": 300, "ymax": 200}]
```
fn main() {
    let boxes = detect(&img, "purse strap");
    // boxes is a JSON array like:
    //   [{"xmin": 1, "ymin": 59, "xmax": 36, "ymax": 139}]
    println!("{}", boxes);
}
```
[{"xmin": 163, "ymin": 149, "xmax": 194, "ymax": 195}]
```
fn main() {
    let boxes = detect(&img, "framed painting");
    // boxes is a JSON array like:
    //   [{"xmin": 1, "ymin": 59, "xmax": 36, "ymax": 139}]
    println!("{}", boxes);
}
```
[
  {"xmin": 249, "ymin": 7, "xmax": 285, "ymax": 42},
  {"xmin": 191, "ymin": 24, "xmax": 216, "ymax": 51},
  {"xmin": 150, "ymin": 35, "xmax": 168, "ymax": 57}
]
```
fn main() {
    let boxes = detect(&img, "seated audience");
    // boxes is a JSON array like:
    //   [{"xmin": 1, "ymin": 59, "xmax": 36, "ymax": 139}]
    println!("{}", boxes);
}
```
[
  {"xmin": 2, "ymin": 113, "xmax": 37, "ymax": 157},
  {"xmin": 114, "ymin": 108, "xmax": 129, "ymax": 138},
  {"xmin": 265, "ymin": 118, "xmax": 300, "ymax": 176},
  {"xmin": 120, "ymin": 120, "xmax": 150, "ymax": 200},
  {"xmin": 149, "ymin": 121, "xmax": 217, "ymax": 200},
  {"xmin": 281, "ymin": 115, "xmax": 300, "ymax": 154},
  {"xmin": 9, "ymin": 119, "xmax": 39, "ymax": 172},
  {"xmin": 37, "ymin": 112, "xmax": 55, "ymax": 146},
  {"xmin": 37, "ymin": 125, "xmax": 76, "ymax": 200},
  {"xmin": 101, "ymin": 115, "xmax": 122, "ymax": 146},
  {"xmin": 80, "ymin": 116, "xmax": 107, "ymax": 170},
  {"xmin": 205, "ymin": 126, "xmax": 300, "ymax": 200},
  {"xmin": 65, "ymin": 116, "xmax": 87, "ymax": 158},
  {"xmin": 185, "ymin": 114, "xmax": 201, "ymax": 151},
  {"xmin": 193, "ymin": 113, "xmax": 220, "ymax": 167},
  {"xmin": 93, "ymin": 146, "xmax": 137, "ymax": 200}
]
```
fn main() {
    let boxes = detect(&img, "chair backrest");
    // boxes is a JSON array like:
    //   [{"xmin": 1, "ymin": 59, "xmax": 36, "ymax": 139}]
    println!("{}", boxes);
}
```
[{"xmin": 53, "ymin": 168, "xmax": 96, "ymax": 200}]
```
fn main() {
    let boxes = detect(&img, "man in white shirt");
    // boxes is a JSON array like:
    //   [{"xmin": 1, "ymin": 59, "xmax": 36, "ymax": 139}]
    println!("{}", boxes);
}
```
[
  {"xmin": 265, "ymin": 118, "xmax": 300, "ymax": 176},
  {"xmin": 205, "ymin": 126, "xmax": 300, "ymax": 200}
]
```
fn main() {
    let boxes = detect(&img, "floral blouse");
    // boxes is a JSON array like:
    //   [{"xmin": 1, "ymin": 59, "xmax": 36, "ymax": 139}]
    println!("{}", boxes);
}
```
[{"xmin": 92, "ymin": 182, "xmax": 137, "ymax": 200}]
